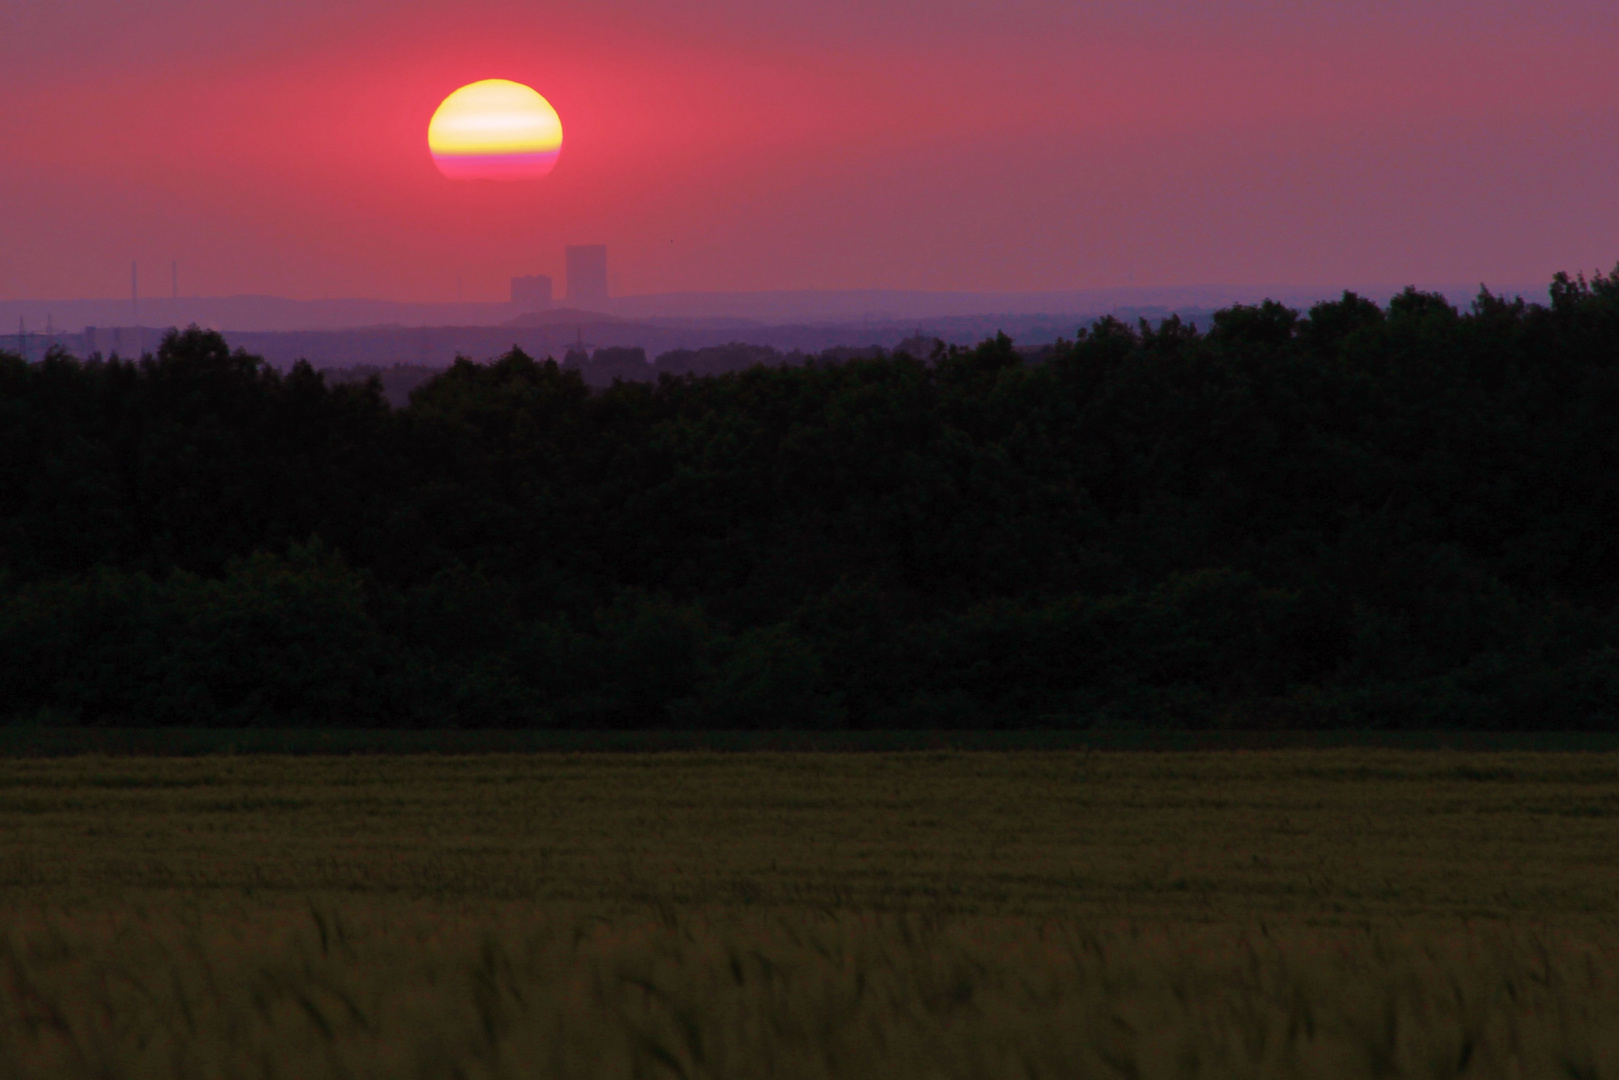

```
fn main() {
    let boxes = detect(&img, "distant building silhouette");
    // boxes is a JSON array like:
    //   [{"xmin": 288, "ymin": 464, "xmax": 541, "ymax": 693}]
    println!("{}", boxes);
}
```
[
  {"xmin": 511, "ymin": 274, "xmax": 553, "ymax": 309},
  {"xmin": 565, "ymin": 245, "xmax": 609, "ymax": 308}
]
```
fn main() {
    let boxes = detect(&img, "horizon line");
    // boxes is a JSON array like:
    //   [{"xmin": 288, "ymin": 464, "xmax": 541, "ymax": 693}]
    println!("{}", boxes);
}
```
[{"xmin": 0, "ymin": 281, "xmax": 1555, "ymax": 307}]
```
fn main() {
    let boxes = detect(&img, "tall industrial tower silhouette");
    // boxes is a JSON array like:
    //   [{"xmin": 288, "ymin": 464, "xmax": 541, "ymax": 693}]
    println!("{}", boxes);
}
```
[{"xmin": 565, "ymin": 246, "xmax": 608, "ymax": 308}]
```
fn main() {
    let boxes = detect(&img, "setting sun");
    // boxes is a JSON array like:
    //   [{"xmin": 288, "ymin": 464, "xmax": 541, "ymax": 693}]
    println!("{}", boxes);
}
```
[{"xmin": 427, "ymin": 79, "xmax": 563, "ymax": 182}]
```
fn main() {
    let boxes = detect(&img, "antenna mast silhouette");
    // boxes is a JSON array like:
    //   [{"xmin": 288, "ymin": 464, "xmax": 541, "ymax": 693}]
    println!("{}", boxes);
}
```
[{"xmin": 132, "ymin": 261, "xmax": 141, "ymax": 357}]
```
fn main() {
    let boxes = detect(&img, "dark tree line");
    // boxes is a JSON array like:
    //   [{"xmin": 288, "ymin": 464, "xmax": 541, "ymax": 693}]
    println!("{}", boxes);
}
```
[
  {"xmin": 324, "ymin": 345, "xmax": 856, "ymax": 407},
  {"xmin": 6, "ymin": 269, "xmax": 1619, "ymax": 729}
]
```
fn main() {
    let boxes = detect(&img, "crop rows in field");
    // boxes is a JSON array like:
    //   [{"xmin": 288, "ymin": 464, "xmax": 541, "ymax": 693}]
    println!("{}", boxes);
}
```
[{"xmin": 5, "ymin": 750, "xmax": 1619, "ymax": 920}]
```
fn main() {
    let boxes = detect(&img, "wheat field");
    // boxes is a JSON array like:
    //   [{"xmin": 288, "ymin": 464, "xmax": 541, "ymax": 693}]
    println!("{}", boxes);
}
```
[{"xmin": 3, "ymin": 750, "xmax": 1619, "ymax": 1077}]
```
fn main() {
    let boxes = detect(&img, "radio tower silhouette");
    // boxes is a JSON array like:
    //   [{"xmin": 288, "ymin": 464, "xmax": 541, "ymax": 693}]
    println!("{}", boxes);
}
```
[{"xmin": 132, "ymin": 261, "xmax": 141, "ymax": 357}]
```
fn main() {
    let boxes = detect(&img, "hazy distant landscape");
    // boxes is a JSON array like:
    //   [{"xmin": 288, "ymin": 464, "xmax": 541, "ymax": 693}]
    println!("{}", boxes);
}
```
[
  {"xmin": 3, "ymin": 282, "xmax": 1547, "ymax": 385},
  {"xmin": 61, "ymin": 311, "xmax": 1131, "ymax": 375},
  {"xmin": 0, "ymin": 283, "xmax": 1542, "ymax": 335}
]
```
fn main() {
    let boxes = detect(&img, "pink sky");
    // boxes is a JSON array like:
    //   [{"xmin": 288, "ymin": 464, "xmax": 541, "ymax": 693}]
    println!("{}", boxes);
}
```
[{"xmin": 3, "ymin": 0, "xmax": 1617, "ymax": 301}]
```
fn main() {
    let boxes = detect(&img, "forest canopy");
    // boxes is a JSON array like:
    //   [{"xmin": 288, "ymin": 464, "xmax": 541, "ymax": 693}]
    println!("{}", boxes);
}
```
[{"xmin": 6, "ymin": 270, "xmax": 1619, "ymax": 730}]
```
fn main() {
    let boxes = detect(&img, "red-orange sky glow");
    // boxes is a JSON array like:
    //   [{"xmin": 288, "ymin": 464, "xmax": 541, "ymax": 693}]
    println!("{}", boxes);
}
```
[{"xmin": 3, "ymin": 0, "xmax": 1618, "ymax": 301}]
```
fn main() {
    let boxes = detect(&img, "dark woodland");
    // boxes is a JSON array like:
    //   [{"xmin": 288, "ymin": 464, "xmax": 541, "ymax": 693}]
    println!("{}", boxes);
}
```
[{"xmin": 7, "ymin": 272, "xmax": 1619, "ymax": 730}]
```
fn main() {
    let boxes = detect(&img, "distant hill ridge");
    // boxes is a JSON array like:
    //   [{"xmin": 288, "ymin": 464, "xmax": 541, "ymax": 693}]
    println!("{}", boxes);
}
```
[{"xmin": 0, "ymin": 283, "xmax": 1546, "ymax": 334}]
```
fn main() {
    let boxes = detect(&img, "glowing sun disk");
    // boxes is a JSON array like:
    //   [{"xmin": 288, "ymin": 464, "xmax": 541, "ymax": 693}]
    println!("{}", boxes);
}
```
[{"xmin": 429, "ymin": 79, "xmax": 562, "ymax": 182}]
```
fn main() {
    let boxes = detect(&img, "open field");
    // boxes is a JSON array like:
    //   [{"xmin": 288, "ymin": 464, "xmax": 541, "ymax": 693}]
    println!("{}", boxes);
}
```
[
  {"xmin": 4, "ymin": 750, "xmax": 1619, "ymax": 1077},
  {"xmin": 7, "ymin": 727, "xmax": 1619, "ymax": 756}
]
